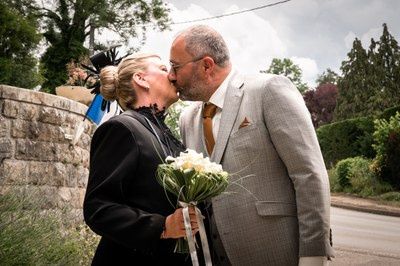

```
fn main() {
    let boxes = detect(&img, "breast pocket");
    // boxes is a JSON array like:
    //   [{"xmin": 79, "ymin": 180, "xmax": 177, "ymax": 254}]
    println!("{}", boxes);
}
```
[{"xmin": 229, "ymin": 123, "xmax": 266, "ymax": 167}]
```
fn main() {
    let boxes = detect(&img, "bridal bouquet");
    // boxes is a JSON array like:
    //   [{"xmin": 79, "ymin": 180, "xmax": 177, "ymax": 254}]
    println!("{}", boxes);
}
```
[{"xmin": 156, "ymin": 149, "xmax": 229, "ymax": 266}]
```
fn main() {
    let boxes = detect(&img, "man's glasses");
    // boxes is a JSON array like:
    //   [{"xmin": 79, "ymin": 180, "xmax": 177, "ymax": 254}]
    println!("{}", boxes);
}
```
[{"xmin": 169, "ymin": 56, "xmax": 204, "ymax": 74}]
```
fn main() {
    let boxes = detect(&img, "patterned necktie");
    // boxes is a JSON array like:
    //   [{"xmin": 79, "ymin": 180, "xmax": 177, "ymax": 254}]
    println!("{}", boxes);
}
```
[{"xmin": 203, "ymin": 103, "xmax": 218, "ymax": 155}]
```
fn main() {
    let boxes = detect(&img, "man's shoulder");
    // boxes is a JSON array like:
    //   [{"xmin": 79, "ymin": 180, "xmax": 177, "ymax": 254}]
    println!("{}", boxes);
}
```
[
  {"xmin": 237, "ymin": 73, "xmax": 295, "ymax": 97},
  {"xmin": 241, "ymin": 72, "xmax": 290, "ymax": 86}
]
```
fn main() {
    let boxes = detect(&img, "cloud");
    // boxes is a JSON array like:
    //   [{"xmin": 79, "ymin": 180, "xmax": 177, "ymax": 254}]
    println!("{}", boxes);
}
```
[
  {"xmin": 360, "ymin": 27, "xmax": 382, "ymax": 48},
  {"xmin": 291, "ymin": 56, "xmax": 319, "ymax": 88},
  {"xmin": 344, "ymin": 31, "xmax": 357, "ymax": 49},
  {"xmin": 138, "ymin": 3, "xmax": 288, "ymax": 74},
  {"xmin": 343, "ymin": 27, "xmax": 383, "ymax": 51}
]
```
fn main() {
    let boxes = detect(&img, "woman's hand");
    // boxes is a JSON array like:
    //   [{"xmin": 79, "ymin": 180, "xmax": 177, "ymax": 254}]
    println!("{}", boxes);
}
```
[{"xmin": 161, "ymin": 207, "xmax": 199, "ymax": 239}]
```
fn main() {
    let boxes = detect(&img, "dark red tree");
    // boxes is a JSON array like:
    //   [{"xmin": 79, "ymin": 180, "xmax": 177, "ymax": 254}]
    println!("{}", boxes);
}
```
[{"xmin": 304, "ymin": 83, "xmax": 338, "ymax": 128}]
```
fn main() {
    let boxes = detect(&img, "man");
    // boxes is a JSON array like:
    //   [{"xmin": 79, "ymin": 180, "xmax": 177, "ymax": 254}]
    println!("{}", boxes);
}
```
[{"xmin": 169, "ymin": 25, "xmax": 334, "ymax": 266}]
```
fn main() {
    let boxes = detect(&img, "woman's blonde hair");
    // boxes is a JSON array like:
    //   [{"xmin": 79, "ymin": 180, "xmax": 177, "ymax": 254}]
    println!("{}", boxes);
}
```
[{"xmin": 99, "ymin": 53, "xmax": 160, "ymax": 110}]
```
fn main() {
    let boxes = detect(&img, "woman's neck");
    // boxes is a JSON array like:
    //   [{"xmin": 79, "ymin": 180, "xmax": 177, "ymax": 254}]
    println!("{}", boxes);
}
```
[{"xmin": 133, "ymin": 98, "xmax": 168, "ymax": 110}]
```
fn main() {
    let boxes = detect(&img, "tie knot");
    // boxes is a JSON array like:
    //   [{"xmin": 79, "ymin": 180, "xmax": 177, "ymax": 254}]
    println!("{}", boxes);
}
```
[{"xmin": 203, "ymin": 103, "xmax": 217, "ymax": 118}]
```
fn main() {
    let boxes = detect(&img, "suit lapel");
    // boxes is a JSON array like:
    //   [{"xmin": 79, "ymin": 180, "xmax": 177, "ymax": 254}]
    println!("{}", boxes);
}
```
[
  {"xmin": 192, "ymin": 104, "xmax": 208, "ymax": 156},
  {"xmin": 211, "ymin": 73, "xmax": 244, "ymax": 163}
]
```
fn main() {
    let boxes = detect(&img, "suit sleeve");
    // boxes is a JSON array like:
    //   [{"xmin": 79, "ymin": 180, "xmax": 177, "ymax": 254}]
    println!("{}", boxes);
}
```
[
  {"xmin": 262, "ymin": 75, "xmax": 334, "ymax": 257},
  {"xmin": 83, "ymin": 119, "xmax": 165, "ymax": 250}
]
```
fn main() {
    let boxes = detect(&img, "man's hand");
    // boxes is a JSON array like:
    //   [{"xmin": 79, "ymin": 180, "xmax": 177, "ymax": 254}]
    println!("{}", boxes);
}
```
[{"xmin": 161, "ymin": 207, "xmax": 199, "ymax": 239}]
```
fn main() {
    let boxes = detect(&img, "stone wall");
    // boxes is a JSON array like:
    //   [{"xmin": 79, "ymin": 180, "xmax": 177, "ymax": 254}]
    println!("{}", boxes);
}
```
[{"xmin": 0, "ymin": 85, "xmax": 95, "ymax": 211}]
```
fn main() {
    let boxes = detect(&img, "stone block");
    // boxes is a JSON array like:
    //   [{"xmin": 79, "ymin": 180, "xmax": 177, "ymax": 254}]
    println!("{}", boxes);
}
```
[
  {"xmin": 26, "ymin": 161, "xmax": 64, "ymax": 187},
  {"xmin": 77, "ymin": 168, "xmax": 89, "ymax": 188},
  {"xmin": 56, "ymin": 143, "xmax": 74, "ymax": 164},
  {"xmin": 15, "ymin": 139, "xmax": 57, "ymax": 161},
  {"xmin": 38, "ymin": 106, "xmax": 66, "ymax": 125},
  {"xmin": 0, "ymin": 115, "xmax": 10, "ymax": 138},
  {"xmin": 64, "ymin": 164, "xmax": 78, "ymax": 188},
  {"xmin": 11, "ymin": 120, "xmax": 66, "ymax": 142},
  {"xmin": 0, "ymin": 138, "xmax": 13, "ymax": 162},
  {"xmin": 0, "ymin": 159, "xmax": 28, "ymax": 185},
  {"xmin": 11, "ymin": 119, "xmax": 28, "ymax": 139},
  {"xmin": 52, "ymin": 162, "xmax": 67, "ymax": 186},
  {"xmin": 56, "ymin": 187, "xmax": 85, "ymax": 209},
  {"xmin": 2, "ymin": 100, "xmax": 38, "ymax": 120}
]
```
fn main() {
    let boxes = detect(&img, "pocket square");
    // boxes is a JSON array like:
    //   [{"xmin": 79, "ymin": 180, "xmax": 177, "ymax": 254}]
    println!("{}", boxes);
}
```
[{"xmin": 239, "ymin": 117, "xmax": 251, "ymax": 129}]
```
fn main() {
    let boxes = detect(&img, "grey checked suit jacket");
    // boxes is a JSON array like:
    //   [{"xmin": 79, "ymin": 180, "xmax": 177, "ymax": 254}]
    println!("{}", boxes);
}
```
[{"xmin": 179, "ymin": 72, "xmax": 334, "ymax": 266}]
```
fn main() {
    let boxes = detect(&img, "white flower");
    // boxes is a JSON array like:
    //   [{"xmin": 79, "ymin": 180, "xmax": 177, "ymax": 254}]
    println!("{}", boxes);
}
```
[{"xmin": 167, "ymin": 149, "xmax": 225, "ymax": 174}]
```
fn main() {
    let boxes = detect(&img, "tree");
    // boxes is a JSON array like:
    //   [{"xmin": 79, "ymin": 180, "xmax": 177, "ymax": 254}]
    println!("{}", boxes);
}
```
[
  {"xmin": 316, "ymin": 68, "xmax": 339, "ymax": 86},
  {"xmin": 373, "ymin": 23, "xmax": 400, "ymax": 109},
  {"xmin": 304, "ymin": 83, "xmax": 338, "ymax": 128},
  {"xmin": 335, "ymin": 24, "xmax": 400, "ymax": 121},
  {"xmin": 261, "ymin": 58, "xmax": 308, "ymax": 93},
  {"xmin": 0, "ymin": 1, "xmax": 42, "ymax": 89},
  {"xmin": 334, "ymin": 38, "xmax": 372, "ymax": 120},
  {"xmin": 26, "ymin": 0, "xmax": 171, "ymax": 94}
]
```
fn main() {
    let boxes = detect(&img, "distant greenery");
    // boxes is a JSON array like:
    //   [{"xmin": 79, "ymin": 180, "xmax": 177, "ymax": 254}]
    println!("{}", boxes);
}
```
[
  {"xmin": 261, "ymin": 58, "xmax": 308, "ymax": 93},
  {"xmin": 324, "ymin": 108, "xmax": 400, "ymax": 202},
  {"xmin": 0, "ymin": 0, "xmax": 42, "ymax": 89},
  {"xmin": 0, "ymin": 191, "xmax": 99, "ymax": 265},
  {"xmin": 316, "ymin": 68, "xmax": 339, "ymax": 86},
  {"xmin": 165, "ymin": 100, "xmax": 188, "ymax": 141},
  {"xmin": 329, "ymin": 157, "xmax": 393, "ymax": 198}
]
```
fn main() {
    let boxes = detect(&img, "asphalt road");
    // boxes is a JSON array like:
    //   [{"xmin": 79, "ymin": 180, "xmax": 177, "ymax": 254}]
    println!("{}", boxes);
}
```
[{"xmin": 331, "ymin": 207, "xmax": 400, "ymax": 265}]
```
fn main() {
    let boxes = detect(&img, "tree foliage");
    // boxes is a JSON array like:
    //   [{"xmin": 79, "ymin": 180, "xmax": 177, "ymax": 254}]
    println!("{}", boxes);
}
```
[
  {"xmin": 316, "ymin": 68, "xmax": 339, "ymax": 86},
  {"xmin": 303, "ymin": 83, "xmax": 338, "ymax": 128},
  {"xmin": 25, "ymin": 0, "xmax": 171, "ymax": 93},
  {"xmin": 335, "ymin": 23, "xmax": 400, "ymax": 121},
  {"xmin": 261, "ymin": 58, "xmax": 308, "ymax": 93},
  {"xmin": 0, "ymin": 0, "xmax": 42, "ymax": 89}
]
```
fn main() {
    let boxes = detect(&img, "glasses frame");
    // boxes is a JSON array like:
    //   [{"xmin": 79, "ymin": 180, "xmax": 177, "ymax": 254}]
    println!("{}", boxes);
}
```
[{"xmin": 169, "ymin": 56, "xmax": 204, "ymax": 74}]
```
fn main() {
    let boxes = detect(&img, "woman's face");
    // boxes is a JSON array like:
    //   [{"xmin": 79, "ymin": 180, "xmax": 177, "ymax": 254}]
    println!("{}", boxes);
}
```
[{"xmin": 143, "ymin": 57, "xmax": 179, "ymax": 107}]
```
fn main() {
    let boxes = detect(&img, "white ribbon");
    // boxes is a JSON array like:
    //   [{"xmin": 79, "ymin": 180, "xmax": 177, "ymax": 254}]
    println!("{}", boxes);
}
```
[{"xmin": 179, "ymin": 201, "xmax": 212, "ymax": 266}]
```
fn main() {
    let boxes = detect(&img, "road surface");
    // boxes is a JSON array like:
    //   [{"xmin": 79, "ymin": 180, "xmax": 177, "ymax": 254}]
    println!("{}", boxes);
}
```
[{"xmin": 331, "ymin": 207, "xmax": 400, "ymax": 265}]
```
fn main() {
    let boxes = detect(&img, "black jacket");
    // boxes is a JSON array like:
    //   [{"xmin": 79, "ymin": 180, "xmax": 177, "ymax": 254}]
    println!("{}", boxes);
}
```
[{"xmin": 83, "ymin": 109, "xmax": 189, "ymax": 265}]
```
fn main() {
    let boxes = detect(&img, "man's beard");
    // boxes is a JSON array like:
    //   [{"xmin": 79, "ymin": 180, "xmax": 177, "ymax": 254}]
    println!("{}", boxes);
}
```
[{"xmin": 178, "ymin": 75, "xmax": 208, "ymax": 102}]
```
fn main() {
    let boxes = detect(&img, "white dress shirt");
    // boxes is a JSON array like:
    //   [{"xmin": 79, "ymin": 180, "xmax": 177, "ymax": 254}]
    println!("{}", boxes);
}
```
[{"xmin": 205, "ymin": 69, "xmax": 234, "ymax": 140}]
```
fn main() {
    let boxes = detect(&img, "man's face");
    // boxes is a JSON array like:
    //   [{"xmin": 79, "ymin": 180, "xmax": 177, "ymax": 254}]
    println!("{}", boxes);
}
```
[{"xmin": 168, "ymin": 37, "xmax": 207, "ymax": 101}]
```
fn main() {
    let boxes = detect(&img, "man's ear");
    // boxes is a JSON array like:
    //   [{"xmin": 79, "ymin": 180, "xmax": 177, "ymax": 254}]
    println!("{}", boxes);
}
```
[
  {"xmin": 132, "ymin": 72, "xmax": 149, "ymax": 90},
  {"xmin": 202, "ymin": 57, "xmax": 215, "ymax": 73}
]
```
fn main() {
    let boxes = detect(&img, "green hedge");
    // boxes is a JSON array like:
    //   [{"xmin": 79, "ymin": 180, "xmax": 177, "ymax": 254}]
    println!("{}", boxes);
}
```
[
  {"xmin": 317, "ymin": 116, "xmax": 375, "ymax": 167},
  {"xmin": 378, "ymin": 105, "xmax": 400, "ymax": 121}
]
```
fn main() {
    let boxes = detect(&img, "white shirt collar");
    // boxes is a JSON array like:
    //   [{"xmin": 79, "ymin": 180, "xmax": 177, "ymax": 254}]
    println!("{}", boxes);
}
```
[{"xmin": 207, "ymin": 68, "xmax": 234, "ymax": 109}]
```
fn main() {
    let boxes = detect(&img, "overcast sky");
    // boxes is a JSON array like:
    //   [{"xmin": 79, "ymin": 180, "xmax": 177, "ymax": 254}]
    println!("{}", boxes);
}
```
[{"xmin": 122, "ymin": 0, "xmax": 400, "ymax": 87}]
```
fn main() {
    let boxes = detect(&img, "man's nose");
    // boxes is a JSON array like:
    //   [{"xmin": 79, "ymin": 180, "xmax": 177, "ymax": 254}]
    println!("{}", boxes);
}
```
[{"xmin": 168, "ymin": 71, "xmax": 176, "ymax": 83}]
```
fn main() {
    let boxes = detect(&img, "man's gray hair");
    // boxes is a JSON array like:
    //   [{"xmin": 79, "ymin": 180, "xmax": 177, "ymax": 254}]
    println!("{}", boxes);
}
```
[{"xmin": 181, "ymin": 25, "xmax": 230, "ymax": 67}]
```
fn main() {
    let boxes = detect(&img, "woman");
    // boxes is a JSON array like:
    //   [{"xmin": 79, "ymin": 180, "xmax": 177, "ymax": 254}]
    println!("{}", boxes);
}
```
[{"xmin": 83, "ymin": 53, "xmax": 197, "ymax": 265}]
